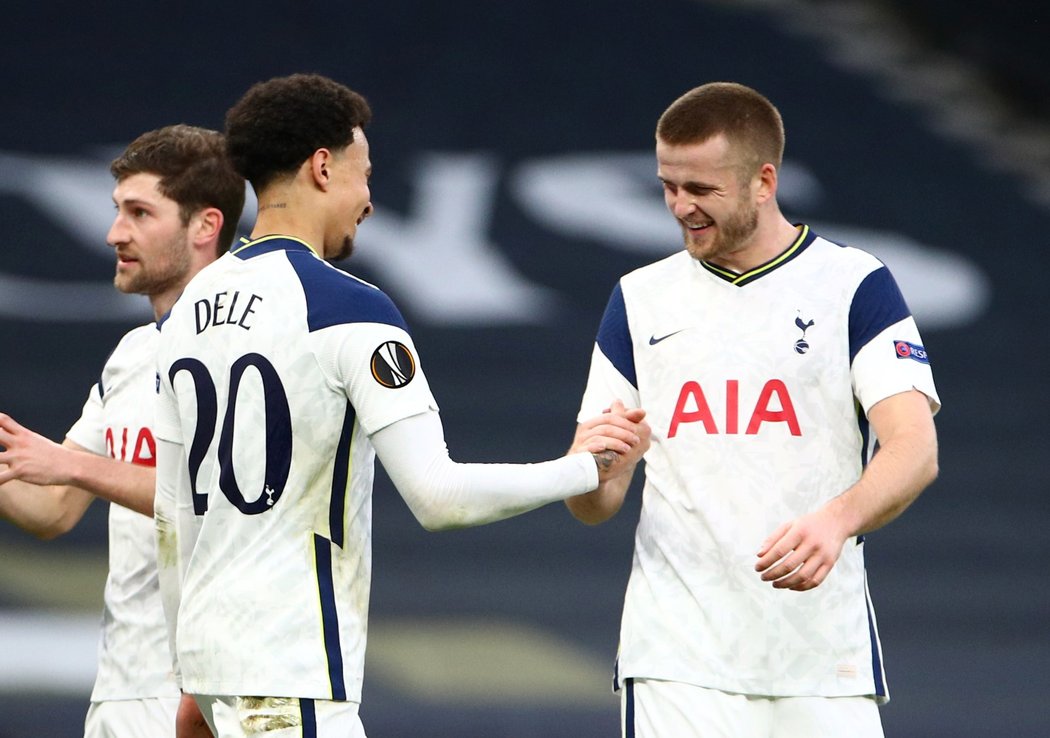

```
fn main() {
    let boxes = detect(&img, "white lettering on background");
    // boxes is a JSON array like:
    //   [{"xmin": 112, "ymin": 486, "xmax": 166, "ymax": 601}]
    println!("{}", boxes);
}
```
[{"xmin": 0, "ymin": 149, "xmax": 989, "ymax": 328}]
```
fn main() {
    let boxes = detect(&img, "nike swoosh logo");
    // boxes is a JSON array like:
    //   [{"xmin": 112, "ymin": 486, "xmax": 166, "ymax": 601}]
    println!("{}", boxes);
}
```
[{"xmin": 649, "ymin": 330, "xmax": 685, "ymax": 345}]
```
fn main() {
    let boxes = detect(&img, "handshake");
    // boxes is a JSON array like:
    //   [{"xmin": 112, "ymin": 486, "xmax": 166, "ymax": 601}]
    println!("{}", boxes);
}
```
[{"xmin": 569, "ymin": 399, "xmax": 651, "ymax": 484}]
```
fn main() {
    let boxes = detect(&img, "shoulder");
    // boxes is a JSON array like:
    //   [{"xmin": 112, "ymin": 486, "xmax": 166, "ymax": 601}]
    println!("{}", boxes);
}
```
[
  {"xmin": 621, "ymin": 251, "xmax": 690, "ymax": 287},
  {"xmin": 614, "ymin": 251, "xmax": 692, "ymax": 306},
  {"xmin": 803, "ymin": 234, "xmax": 910, "ymax": 317},
  {"xmin": 284, "ymin": 251, "xmax": 408, "ymax": 333},
  {"xmin": 99, "ymin": 323, "xmax": 157, "ymax": 397},
  {"xmin": 118, "ymin": 322, "xmax": 160, "ymax": 345},
  {"xmin": 109, "ymin": 322, "xmax": 159, "ymax": 361},
  {"xmin": 596, "ymin": 253, "xmax": 687, "ymax": 340},
  {"xmin": 807, "ymin": 232, "xmax": 886, "ymax": 279}
]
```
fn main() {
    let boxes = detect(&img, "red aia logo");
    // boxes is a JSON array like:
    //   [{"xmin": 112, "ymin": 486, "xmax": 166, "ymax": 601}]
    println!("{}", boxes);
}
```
[
  {"xmin": 105, "ymin": 427, "xmax": 157, "ymax": 467},
  {"xmin": 668, "ymin": 379, "xmax": 801, "ymax": 437}
]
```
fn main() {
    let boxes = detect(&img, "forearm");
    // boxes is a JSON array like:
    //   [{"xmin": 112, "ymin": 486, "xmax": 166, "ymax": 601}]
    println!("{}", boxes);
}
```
[
  {"xmin": 832, "ymin": 435, "xmax": 938, "ymax": 537},
  {"xmin": 0, "ymin": 427, "xmax": 155, "ymax": 524},
  {"xmin": 830, "ymin": 393, "xmax": 939, "ymax": 537},
  {"xmin": 563, "ymin": 410, "xmax": 645, "ymax": 525},
  {"xmin": 565, "ymin": 466, "xmax": 634, "ymax": 525},
  {"xmin": 60, "ymin": 450, "xmax": 156, "ymax": 517},
  {"xmin": 0, "ymin": 476, "xmax": 92, "ymax": 539},
  {"xmin": 372, "ymin": 412, "xmax": 598, "ymax": 531},
  {"xmin": 754, "ymin": 391, "xmax": 938, "ymax": 592}
]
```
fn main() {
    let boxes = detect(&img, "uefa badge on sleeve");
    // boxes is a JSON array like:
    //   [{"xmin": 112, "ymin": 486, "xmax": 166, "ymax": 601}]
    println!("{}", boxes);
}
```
[
  {"xmin": 893, "ymin": 340, "xmax": 929, "ymax": 364},
  {"xmin": 371, "ymin": 341, "xmax": 416, "ymax": 388}
]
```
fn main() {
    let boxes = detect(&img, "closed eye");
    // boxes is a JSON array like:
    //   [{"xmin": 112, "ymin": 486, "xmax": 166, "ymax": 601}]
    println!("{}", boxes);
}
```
[{"xmin": 660, "ymin": 179, "xmax": 717, "ymax": 197}]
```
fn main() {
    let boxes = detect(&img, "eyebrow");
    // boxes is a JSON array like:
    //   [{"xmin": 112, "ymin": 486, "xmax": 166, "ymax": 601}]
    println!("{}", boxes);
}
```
[
  {"xmin": 115, "ymin": 197, "xmax": 157, "ymax": 208},
  {"xmin": 658, "ymin": 176, "xmax": 717, "ymax": 190}
]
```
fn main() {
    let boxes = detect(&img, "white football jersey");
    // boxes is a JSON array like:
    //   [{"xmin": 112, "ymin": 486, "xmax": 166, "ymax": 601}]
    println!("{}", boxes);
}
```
[
  {"xmin": 154, "ymin": 236, "xmax": 439, "ymax": 701},
  {"xmin": 65, "ymin": 323, "xmax": 179, "ymax": 701},
  {"xmin": 579, "ymin": 225, "xmax": 940, "ymax": 702}
]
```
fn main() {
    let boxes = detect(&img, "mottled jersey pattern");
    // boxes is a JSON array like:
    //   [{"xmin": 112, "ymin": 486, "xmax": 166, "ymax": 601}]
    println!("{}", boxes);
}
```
[
  {"xmin": 67, "ymin": 324, "xmax": 179, "ymax": 702},
  {"xmin": 155, "ymin": 236, "xmax": 438, "ymax": 702},
  {"xmin": 579, "ymin": 225, "xmax": 940, "ymax": 701}
]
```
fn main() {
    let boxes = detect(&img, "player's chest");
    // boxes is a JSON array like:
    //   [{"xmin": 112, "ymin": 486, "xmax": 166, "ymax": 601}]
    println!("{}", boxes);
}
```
[
  {"xmin": 99, "ymin": 352, "xmax": 157, "ymax": 465},
  {"xmin": 631, "ymin": 279, "xmax": 853, "ymax": 433},
  {"xmin": 638, "ymin": 277, "xmax": 847, "ymax": 362}
]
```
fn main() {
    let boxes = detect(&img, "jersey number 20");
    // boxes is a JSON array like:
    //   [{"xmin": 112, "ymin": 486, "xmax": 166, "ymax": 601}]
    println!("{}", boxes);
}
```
[{"xmin": 169, "ymin": 353, "xmax": 292, "ymax": 516}]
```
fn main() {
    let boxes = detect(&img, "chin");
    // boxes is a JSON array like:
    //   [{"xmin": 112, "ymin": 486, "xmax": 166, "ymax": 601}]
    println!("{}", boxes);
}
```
[
  {"xmin": 333, "ymin": 236, "xmax": 354, "ymax": 261},
  {"xmin": 113, "ymin": 275, "xmax": 135, "ymax": 295}
]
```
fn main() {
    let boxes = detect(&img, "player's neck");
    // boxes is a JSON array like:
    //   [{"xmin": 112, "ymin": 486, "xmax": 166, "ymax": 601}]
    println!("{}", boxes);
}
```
[
  {"xmin": 251, "ymin": 206, "xmax": 323, "ymax": 254},
  {"xmin": 149, "ymin": 286, "xmax": 183, "ymax": 322},
  {"xmin": 719, "ymin": 217, "xmax": 800, "ymax": 274}
]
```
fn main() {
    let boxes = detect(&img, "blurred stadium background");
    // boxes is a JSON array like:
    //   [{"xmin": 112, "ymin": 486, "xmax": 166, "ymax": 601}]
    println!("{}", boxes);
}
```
[{"xmin": 1, "ymin": 1, "xmax": 1047, "ymax": 735}]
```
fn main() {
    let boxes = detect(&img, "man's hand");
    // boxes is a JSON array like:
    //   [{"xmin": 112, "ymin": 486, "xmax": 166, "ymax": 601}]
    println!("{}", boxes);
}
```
[
  {"xmin": 565, "ymin": 400, "xmax": 649, "ymax": 525},
  {"xmin": 756, "ymin": 389, "xmax": 939, "ymax": 592},
  {"xmin": 754, "ymin": 504, "xmax": 851, "ymax": 591},
  {"xmin": 0, "ymin": 413, "xmax": 71, "ymax": 487},
  {"xmin": 571, "ymin": 400, "xmax": 650, "ymax": 484}
]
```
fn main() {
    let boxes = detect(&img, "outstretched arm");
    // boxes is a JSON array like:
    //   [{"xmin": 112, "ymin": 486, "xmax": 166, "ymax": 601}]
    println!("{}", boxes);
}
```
[
  {"xmin": 754, "ymin": 389, "xmax": 938, "ymax": 591},
  {"xmin": 373, "ymin": 406, "xmax": 649, "ymax": 531},
  {"xmin": 0, "ymin": 413, "xmax": 156, "ymax": 539}
]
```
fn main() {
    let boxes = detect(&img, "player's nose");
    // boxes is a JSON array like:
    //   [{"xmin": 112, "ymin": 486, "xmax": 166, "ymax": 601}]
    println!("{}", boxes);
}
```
[
  {"xmin": 671, "ymin": 193, "xmax": 696, "ymax": 218},
  {"xmin": 106, "ymin": 214, "xmax": 130, "ymax": 247}
]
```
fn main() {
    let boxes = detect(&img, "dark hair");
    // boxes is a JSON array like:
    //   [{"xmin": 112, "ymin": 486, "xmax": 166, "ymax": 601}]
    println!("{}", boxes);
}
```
[
  {"xmin": 110, "ymin": 125, "xmax": 246, "ymax": 254},
  {"xmin": 657, "ymin": 82, "xmax": 785, "ymax": 177},
  {"xmin": 224, "ymin": 73, "xmax": 373, "ymax": 192}
]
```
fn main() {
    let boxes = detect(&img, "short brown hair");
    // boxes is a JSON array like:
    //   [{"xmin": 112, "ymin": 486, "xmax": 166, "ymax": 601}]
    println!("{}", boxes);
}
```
[
  {"xmin": 110, "ymin": 125, "xmax": 245, "ymax": 254},
  {"xmin": 224, "ymin": 73, "xmax": 372, "ymax": 192},
  {"xmin": 657, "ymin": 82, "xmax": 785, "ymax": 176}
]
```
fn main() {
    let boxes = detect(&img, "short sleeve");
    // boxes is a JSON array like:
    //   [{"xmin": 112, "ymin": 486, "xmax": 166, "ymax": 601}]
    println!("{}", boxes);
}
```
[
  {"xmin": 318, "ymin": 323, "xmax": 439, "ymax": 436},
  {"xmin": 65, "ymin": 383, "xmax": 106, "ymax": 455}
]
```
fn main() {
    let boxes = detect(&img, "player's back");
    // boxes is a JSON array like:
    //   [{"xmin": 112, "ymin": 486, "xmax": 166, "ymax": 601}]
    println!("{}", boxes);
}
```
[{"xmin": 156, "ymin": 235, "xmax": 433, "ymax": 701}]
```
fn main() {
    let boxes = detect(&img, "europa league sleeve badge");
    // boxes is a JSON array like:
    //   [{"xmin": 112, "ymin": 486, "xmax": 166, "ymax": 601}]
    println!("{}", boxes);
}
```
[{"xmin": 370, "ymin": 341, "xmax": 416, "ymax": 388}]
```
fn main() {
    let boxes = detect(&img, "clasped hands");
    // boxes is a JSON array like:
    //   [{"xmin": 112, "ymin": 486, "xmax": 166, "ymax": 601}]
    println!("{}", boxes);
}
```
[{"xmin": 569, "ymin": 400, "xmax": 650, "ymax": 483}]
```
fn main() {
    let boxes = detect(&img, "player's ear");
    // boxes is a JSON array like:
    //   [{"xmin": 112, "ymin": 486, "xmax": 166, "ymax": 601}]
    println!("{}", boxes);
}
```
[
  {"xmin": 755, "ymin": 162, "xmax": 778, "ymax": 204},
  {"xmin": 191, "ymin": 207, "xmax": 223, "ymax": 248},
  {"xmin": 310, "ymin": 149, "xmax": 333, "ymax": 189}
]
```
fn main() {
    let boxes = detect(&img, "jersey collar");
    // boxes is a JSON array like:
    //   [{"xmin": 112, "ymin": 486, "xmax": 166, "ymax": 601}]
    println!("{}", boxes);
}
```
[
  {"xmin": 698, "ymin": 223, "xmax": 815, "ymax": 286},
  {"xmin": 230, "ymin": 235, "xmax": 321, "ymax": 260}
]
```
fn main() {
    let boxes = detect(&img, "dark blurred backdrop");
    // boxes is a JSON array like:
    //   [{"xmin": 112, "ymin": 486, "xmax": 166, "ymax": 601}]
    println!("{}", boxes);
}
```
[{"xmin": 1, "ymin": 1, "xmax": 1047, "ymax": 736}]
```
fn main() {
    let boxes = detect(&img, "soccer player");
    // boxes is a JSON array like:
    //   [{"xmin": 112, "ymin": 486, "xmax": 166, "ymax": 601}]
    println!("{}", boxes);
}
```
[
  {"xmin": 567, "ymin": 82, "xmax": 941, "ymax": 738},
  {"xmin": 0, "ymin": 124, "xmax": 244, "ymax": 738},
  {"xmin": 153, "ymin": 73, "xmax": 649, "ymax": 738}
]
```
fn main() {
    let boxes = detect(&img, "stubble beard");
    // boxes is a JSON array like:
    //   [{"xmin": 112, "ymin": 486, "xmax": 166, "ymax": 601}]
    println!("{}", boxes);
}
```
[
  {"xmin": 683, "ymin": 198, "xmax": 759, "ymax": 265},
  {"xmin": 114, "ymin": 229, "xmax": 192, "ymax": 297},
  {"xmin": 330, "ymin": 235, "xmax": 354, "ymax": 262}
]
